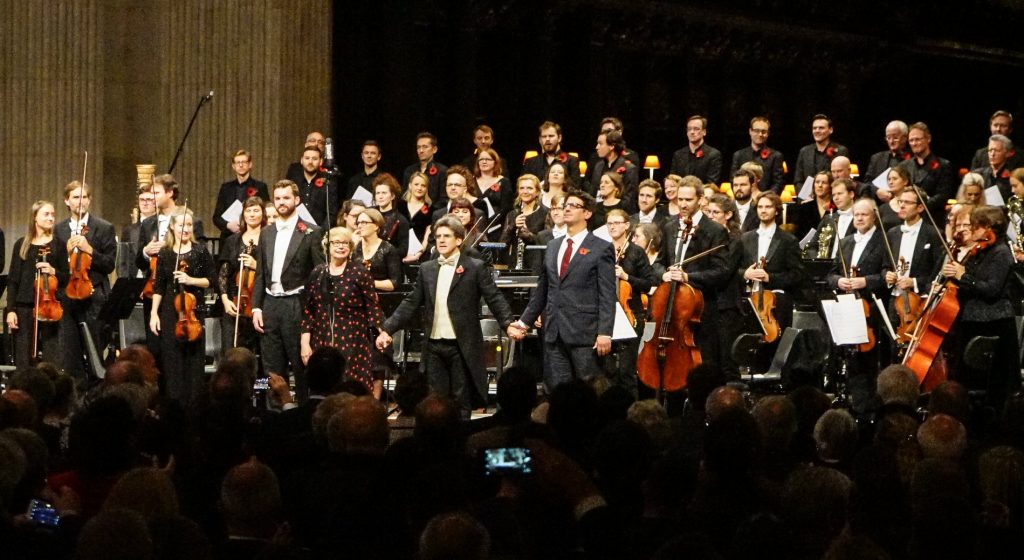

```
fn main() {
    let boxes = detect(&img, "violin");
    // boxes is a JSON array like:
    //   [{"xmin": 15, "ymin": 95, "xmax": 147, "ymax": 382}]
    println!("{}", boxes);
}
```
[
  {"xmin": 893, "ymin": 256, "xmax": 925, "ymax": 347},
  {"xmin": 847, "ymin": 265, "xmax": 877, "ymax": 352},
  {"xmin": 637, "ymin": 218, "xmax": 715, "ymax": 400},
  {"xmin": 142, "ymin": 235, "xmax": 158, "ymax": 299},
  {"xmin": 33, "ymin": 246, "xmax": 63, "ymax": 323},
  {"xmin": 66, "ymin": 153, "xmax": 94, "ymax": 300},
  {"xmin": 173, "ymin": 260, "xmax": 203, "ymax": 342},
  {"xmin": 748, "ymin": 256, "xmax": 780, "ymax": 343},
  {"xmin": 234, "ymin": 241, "xmax": 256, "ymax": 318}
]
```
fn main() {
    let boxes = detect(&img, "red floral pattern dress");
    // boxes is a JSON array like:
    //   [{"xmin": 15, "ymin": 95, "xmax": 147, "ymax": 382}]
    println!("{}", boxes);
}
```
[{"xmin": 300, "ymin": 262, "xmax": 383, "ymax": 390}]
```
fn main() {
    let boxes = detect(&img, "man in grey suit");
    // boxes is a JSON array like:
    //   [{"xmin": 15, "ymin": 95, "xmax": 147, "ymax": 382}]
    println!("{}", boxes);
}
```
[
  {"xmin": 508, "ymin": 191, "xmax": 616, "ymax": 392},
  {"xmin": 377, "ymin": 216, "xmax": 514, "ymax": 418},
  {"xmin": 252, "ymin": 180, "xmax": 325, "ymax": 401}
]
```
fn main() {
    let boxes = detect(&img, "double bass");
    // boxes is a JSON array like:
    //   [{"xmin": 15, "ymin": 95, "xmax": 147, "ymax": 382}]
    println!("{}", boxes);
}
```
[{"xmin": 637, "ymin": 217, "xmax": 723, "ymax": 400}]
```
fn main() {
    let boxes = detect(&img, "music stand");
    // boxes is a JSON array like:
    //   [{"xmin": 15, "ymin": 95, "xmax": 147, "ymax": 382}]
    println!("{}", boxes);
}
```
[{"xmin": 98, "ymin": 278, "xmax": 147, "ymax": 356}]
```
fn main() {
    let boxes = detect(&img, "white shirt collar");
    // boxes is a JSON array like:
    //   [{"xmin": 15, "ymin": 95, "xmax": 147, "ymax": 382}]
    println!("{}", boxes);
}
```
[
  {"xmin": 551, "ymin": 225, "xmax": 568, "ymax": 238},
  {"xmin": 69, "ymin": 214, "xmax": 90, "ymax": 231},
  {"xmin": 837, "ymin": 207, "xmax": 853, "ymax": 217},
  {"xmin": 901, "ymin": 219, "xmax": 922, "ymax": 235},
  {"xmin": 639, "ymin": 208, "xmax": 657, "ymax": 220},
  {"xmin": 276, "ymin": 212, "xmax": 299, "ymax": 232},
  {"xmin": 758, "ymin": 223, "xmax": 776, "ymax": 237},
  {"xmin": 854, "ymin": 226, "xmax": 876, "ymax": 243}
]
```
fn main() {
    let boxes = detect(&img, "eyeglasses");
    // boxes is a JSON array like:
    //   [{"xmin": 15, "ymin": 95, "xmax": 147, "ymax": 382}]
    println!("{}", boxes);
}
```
[
  {"xmin": 329, "ymin": 240, "xmax": 349, "ymax": 247},
  {"xmin": 356, "ymin": 219, "xmax": 374, "ymax": 225},
  {"xmin": 954, "ymin": 223, "xmax": 972, "ymax": 229},
  {"xmin": 750, "ymin": 128, "xmax": 769, "ymax": 135},
  {"xmin": 550, "ymin": 206, "xmax": 564, "ymax": 211},
  {"xmin": 564, "ymin": 202, "xmax": 585, "ymax": 210}
]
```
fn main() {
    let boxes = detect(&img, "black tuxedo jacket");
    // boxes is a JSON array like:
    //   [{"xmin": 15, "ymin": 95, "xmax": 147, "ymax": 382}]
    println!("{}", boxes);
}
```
[
  {"xmin": 730, "ymin": 146, "xmax": 786, "ymax": 193},
  {"xmin": 880, "ymin": 223, "xmax": 945, "ymax": 296},
  {"xmin": 212, "ymin": 177, "xmax": 269, "ymax": 237},
  {"xmin": 669, "ymin": 143, "xmax": 722, "ymax": 183},
  {"xmin": 55, "ymin": 216, "xmax": 117, "ymax": 297},
  {"xmin": 133, "ymin": 212, "xmax": 207, "ymax": 275},
  {"xmin": 520, "ymin": 233, "xmax": 616, "ymax": 345},
  {"xmin": 629, "ymin": 207, "xmax": 671, "ymax": 229},
  {"xmin": 383, "ymin": 254, "xmax": 514, "ymax": 401},
  {"xmin": 658, "ymin": 216, "xmax": 731, "ymax": 294},
  {"xmin": 720, "ymin": 228, "xmax": 805, "ymax": 310},
  {"xmin": 865, "ymin": 149, "xmax": 912, "ymax": 184},
  {"xmin": 251, "ymin": 220, "xmax": 325, "ymax": 309},
  {"xmin": 828, "ymin": 228, "xmax": 887, "ymax": 298},
  {"xmin": 736, "ymin": 201, "xmax": 760, "ymax": 233},
  {"xmin": 805, "ymin": 211, "xmax": 854, "ymax": 259}
]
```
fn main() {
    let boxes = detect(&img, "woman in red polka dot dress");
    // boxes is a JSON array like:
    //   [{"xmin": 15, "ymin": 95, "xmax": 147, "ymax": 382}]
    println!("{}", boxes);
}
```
[{"xmin": 300, "ymin": 226, "xmax": 385, "ymax": 391}]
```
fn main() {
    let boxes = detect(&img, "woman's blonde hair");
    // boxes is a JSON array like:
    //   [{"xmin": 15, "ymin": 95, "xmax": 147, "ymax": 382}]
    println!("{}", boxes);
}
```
[
  {"xmin": 20, "ymin": 200, "xmax": 55, "ymax": 260},
  {"xmin": 164, "ymin": 208, "xmax": 195, "ymax": 249}
]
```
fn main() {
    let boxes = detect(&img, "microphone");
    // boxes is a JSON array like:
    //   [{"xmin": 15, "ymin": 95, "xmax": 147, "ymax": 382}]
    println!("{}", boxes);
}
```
[
  {"xmin": 324, "ymin": 137, "xmax": 335, "ymax": 168},
  {"xmin": 203, "ymin": 90, "xmax": 214, "ymax": 102}
]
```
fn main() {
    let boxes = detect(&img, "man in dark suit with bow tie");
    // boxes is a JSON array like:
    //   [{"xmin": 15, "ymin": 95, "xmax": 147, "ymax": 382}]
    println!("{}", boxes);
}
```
[
  {"xmin": 252, "ymin": 180, "xmax": 325, "ymax": 401},
  {"xmin": 55, "ymin": 180, "xmax": 117, "ymax": 382},
  {"xmin": 731, "ymin": 169, "xmax": 761, "ymax": 233},
  {"xmin": 805, "ymin": 178, "xmax": 858, "ymax": 259},
  {"xmin": 828, "ymin": 199, "xmax": 888, "ymax": 411},
  {"xmin": 377, "ymin": 216, "xmax": 514, "ymax": 418},
  {"xmin": 718, "ymin": 192, "xmax": 805, "ymax": 376},
  {"xmin": 508, "ymin": 191, "xmax": 616, "ymax": 392},
  {"xmin": 881, "ymin": 188, "xmax": 945, "ymax": 360}
]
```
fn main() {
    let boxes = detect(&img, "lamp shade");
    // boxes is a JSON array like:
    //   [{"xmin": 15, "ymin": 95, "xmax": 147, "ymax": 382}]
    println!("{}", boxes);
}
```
[
  {"xmin": 568, "ymin": 152, "xmax": 579, "ymax": 159},
  {"xmin": 644, "ymin": 155, "xmax": 661, "ymax": 170},
  {"xmin": 579, "ymin": 161, "xmax": 588, "ymax": 176},
  {"xmin": 959, "ymin": 167, "xmax": 969, "ymax": 177},
  {"xmin": 720, "ymin": 182, "xmax": 733, "ymax": 198},
  {"xmin": 850, "ymin": 163, "xmax": 860, "ymax": 177},
  {"xmin": 523, "ymin": 150, "xmax": 538, "ymax": 163},
  {"xmin": 782, "ymin": 161, "xmax": 789, "ymax": 174}
]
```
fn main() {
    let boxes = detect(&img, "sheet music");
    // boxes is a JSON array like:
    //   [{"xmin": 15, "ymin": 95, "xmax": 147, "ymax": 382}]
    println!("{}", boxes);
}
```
[
  {"xmin": 220, "ymin": 199, "xmax": 243, "ymax": 225},
  {"xmin": 407, "ymin": 232, "xmax": 423, "ymax": 257},
  {"xmin": 985, "ymin": 186, "xmax": 1006, "ymax": 207},
  {"xmin": 351, "ymin": 186, "xmax": 373, "ymax": 206},
  {"xmin": 296, "ymin": 203, "xmax": 316, "ymax": 224},
  {"xmin": 799, "ymin": 228, "xmax": 817, "ymax": 250},
  {"xmin": 821, "ymin": 294, "xmax": 869, "ymax": 345},
  {"xmin": 592, "ymin": 224, "xmax": 611, "ymax": 242},
  {"xmin": 872, "ymin": 168, "xmax": 891, "ymax": 189},
  {"xmin": 797, "ymin": 176, "xmax": 815, "ymax": 200},
  {"xmin": 612, "ymin": 302, "xmax": 638, "ymax": 340}
]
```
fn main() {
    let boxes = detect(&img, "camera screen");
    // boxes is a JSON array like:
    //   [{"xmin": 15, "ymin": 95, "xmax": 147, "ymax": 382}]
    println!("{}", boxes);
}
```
[
  {"xmin": 483, "ymin": 447, "xmax": 532, "ymax": 476},
  {"xmin": 253, "ymin": 377, "xmax": 269, "ymax": 391},
  {"xmin": 28, "ymin": 499, "xmax": 60, "ymax": 527}
]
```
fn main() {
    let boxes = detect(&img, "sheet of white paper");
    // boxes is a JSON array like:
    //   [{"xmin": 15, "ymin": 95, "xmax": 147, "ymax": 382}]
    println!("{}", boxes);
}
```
[
  {"xmin": 872, "ymin": 168, "xmax": 891, "ymax": 189},
  {"xmin": 295, "ymin": 203, "xmax": 315, "ymax": 224},
  {"xmin": 351, "ymin": 186, "xmax": 373, "ymax": 206},
  {"xmin": 407, "ymin": 232, "xmax": 423, "ymax": 257},
  {"xmin": 220, "ymin": 199, "xmax": 243, "ymax": 225},
  {"xmin": 797, "ymin": 176, "xmax": 815, "ymax": 200},
  {"xmin": 821, "ymin": 294, "xmax": 869, "ymax": 345},
  {"xmin": 799, "ymin": 228, "xmax": 817, "ymax": 250},
  {"xmin": 592, "ymin": 225, "xmax": 612, "ymax": 242},
  {"xmin": 985, "ymin": 186, "xmax": 1006, "ymax": 207},
  {"xmin": 612, "ymin": 302, "xmax": 638, "ymax": 340},
  {"xmin": 1008, "ymin": 222, "xmax": 1018, "ymax": 244},
  {"xmin": 873, "ymin": 295, "xmax": 898, "ymax": 342}
]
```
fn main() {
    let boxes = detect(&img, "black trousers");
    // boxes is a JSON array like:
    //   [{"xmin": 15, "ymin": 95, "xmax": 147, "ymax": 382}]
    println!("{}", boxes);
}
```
[
  {"xmin": 423, "ymin": 339, "xmax": 474, "ymax": 418},
  {"xmin": 59, "ymin": 292, "xmax": 107, "ymax": 384},
  {"xmin": 12, "ymin": 306, "xmax": 61, "ymax": 370},
  {"xmin": 260, "ymin": 294, "xmax": 307, "ymax": 401},
  {"xmin": 220, "ymin": 312, "xmax": 260, "ymax": 359},
  {"xmin": 603, "ymin": 336, "xmax": 640, "ymax": 398}
]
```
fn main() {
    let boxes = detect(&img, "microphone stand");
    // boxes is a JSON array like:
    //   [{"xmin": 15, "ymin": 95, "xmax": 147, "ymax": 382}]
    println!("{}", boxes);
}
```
[{"xmin": 168, "ymin": 91, "xmax": 214, "ymax": 174}]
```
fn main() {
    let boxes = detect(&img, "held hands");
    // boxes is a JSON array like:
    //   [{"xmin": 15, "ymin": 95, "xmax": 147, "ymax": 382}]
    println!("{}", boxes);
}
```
[
  {"xmin": 507, "ymin": 321, "xmax": 528, "ymax": 341},
  {"xmin": 594, "ymin": 335, "xmax": 612, "ymax": 356},
  {"xmin": 300, "ymin": 341, "xmax": 313, "ymax": 365},
  {"xmin": 376, "ymin": 331, "xmax": 393, "ymax": 351}
]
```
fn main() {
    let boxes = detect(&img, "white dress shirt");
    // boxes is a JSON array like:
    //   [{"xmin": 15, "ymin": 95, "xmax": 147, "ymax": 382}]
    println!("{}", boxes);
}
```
[
  {"xmin": 557, "ymin": 229, "xmax": 590, "ymax": 275},
  {"xmin": 673, "ymin": 211, "xmax": 704, "ymax": 262},
  {"xmin": 430, "ymin": 251, "xmax": 460, "ymax": 339},
  {"xmin": 851, "ymin": 226, "xmax": 876, "ymax": 267},
  {"xmin": 895, "ymin": 219, "xmax": 922, "ymax": 294},
  {"xmin": 270, "ymin": 213, "xmax": 300, "ymax": 295},
  {"xmin": 68, "ymin": 213, "xmax": 90, "ymax": 234},
  {"xmin": 736, "ymin": 200, "xmax": 752, "ymax": 226},
  {"xmin": 637, "ymin": 208, "xmax": 658, "ymax": 224},
  {"xmin": 833, "ymin": 208, "xmax": 854, "ymax": 258}
]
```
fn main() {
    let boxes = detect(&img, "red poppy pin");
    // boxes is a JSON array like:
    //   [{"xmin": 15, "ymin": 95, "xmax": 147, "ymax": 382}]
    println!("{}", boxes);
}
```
[
  {"xmin": 246, "ymin": 187, "xmax": 257, "ymax": 197},
  {"xmin": 929, "ymin": 160, "xmax": 940, "ymax": 171},
  {"xmin": 902, "ymin": 152, "xmax": 912, "ymax": 160},
  {"xmin": 558, "ymin": 152, "xmax": 568, "ymax": 163},
  {"xmin": 455, "ymin": 265, "xmax": 464, "ymax": 274},
  {"xmin": 615, "ymin": 166, "xmax": 627, "ymax": 174},
  {"xmin": 578, "ymin": 248, "xmax": 590, "ymax": 256},
  {"xmin": 490, "ymin": 183, "xmax": 501, "ymax": 192},
  {"xmin": 314, "ymin": 178, "xmax": 324, "ymax": 188},
  {"xmin": 1009, "ymin": 149, "xmax": 1017, "ymax": 158},
  {"xmin": 319, "ymin": 166, "xmax": 327, "ymax": 173},
  {"xmin": 1002, "ymin": 170, "xmax": 1011, "ymax": 179},
  {"xmin": 297, "ymin": 222, "xmax": 308, "ymax": 234},
  {"xmin": 428, "ymin": 165, "xmax": 438, "ymax": 176},
  {"xmin": 825, "ymin": 146, "xmax": 836, "ymax": 157},
  {"xmin": 759, "ymin": 149, "xmax": 770, "ymax": 160},
  {"xmin": 420, "ymin": 204, "xmax": 430, "ymax": 215},
  {"xmin": 695, "ymin": 149, "xmax": 704, "ymax": 159}
]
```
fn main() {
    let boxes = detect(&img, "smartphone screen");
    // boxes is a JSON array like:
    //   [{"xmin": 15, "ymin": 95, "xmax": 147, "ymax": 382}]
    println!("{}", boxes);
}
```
[
  {"xmin": 483, "ymin": 447, "xmax": 533, "ymax": 476},
  {"xmin": 27, "ymin": 499, "xmax": 60, "ymax": 527}
]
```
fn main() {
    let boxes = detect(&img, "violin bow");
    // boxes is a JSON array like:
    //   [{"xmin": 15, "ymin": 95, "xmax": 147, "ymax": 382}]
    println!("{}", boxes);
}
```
[
  {"xmin": 873, "ymin": 205, "xmax": 900, "ymax": 272},
  {"xmin": 77, "ymin": 151, "xmax": 88, "ymax": 235},
  {"xmin": 910, "ymin": 183, "xmax": 957, "ymax": 263}
]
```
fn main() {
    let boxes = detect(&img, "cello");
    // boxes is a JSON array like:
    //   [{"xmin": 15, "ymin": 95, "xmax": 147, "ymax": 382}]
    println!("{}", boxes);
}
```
[
  {"xmin": 614, "ymin": 226, "xmax": 638, "ymax": 330},
  {"xmin": 637, "ymin": 217, "xmax": 724, "ymax": 400},
  {"xmin": 66, "ymin": 152, "xmax": 95, "ymax": 300},
  {"xmin": 901, "ymin": 184, "xmax": 966, "ymax": 389},
  {"xmin": 747, "ymin": 256, "xmax": 780, "ymax": 343}
]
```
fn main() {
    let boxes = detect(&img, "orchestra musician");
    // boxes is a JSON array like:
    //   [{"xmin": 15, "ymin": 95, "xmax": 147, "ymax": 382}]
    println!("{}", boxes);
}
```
[
  {"xmin": 301, "ymin": 226, "xmax": 385, "ymax": 393},
  {"xmin": 941, "ymin": 206, "xmax": 1021, "ymax": 409},
  {"xmin": 880, "ymin": 188, "xmax": 944, "ymax": 361},
  {"xmin": 508, "ymin": 190, "xmax": 616, "ymax": 392},
  {"xmin": 401, "ymin": 171, "xmax": 434, "ymax": 264},
  {"xmin": 371, "ymin": 173, "xmax": 410, "ymax": 257},
  {"xmin": 118, "ymin": 184, "xmax": 157, "ymax": 279},
  {"xmin": 827, "ymin": 199, "xmax": 887, "ymax": 411},
  {"xmin": 252, "ymin": 180, "xmax": 325, "ymax": 402},
  {"xmin": 352, "ymin": 208, "xmax": 404, "ymax": 398},
  {"xmin": 631, "ymin": 223, "xmax": 665, "ymax": 284},
  {"xmin": 55, "ymin": 180, "xmax": 117, "ymax": 381},
  {"xmin": 218, "ymin": 196, "xmax": 266, "ymax": 357},
  {"xmin": 605, "ymin": 209, "xmax": 658, "ymax": 396},
  {"xmin": 793, "ymin": 170, "xmax": 832, "ymax": 241},
  {"xmin": 658, "ymin": 181, "xmax": 731, "ymax": 366},
  {"xmin": 805, "ymin": 177, "xmax": 857, "ymax": 259},
  {"xmin": 378, "ymin": 216, "xmax": 515, "ymax": 418},
  {"xmin": 499, "ymin": 174, "xmax": 549, "ymax": 270},
  {"xmin": 718, "ymin": 192, "xmax": 805, "ymax": 377},
  {"xmin": 5, "ymin": 201, "xmax": 69, "ymax": 369},
  {"xmin": 148, "ymin": 209, "xmax": 215, "ymax": 404}
]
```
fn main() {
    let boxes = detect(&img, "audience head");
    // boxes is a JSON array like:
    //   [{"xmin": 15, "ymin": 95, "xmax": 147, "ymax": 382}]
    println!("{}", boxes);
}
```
[
  {"xmin": 0, "ymin": 434, "xmax": 27, "ymax": 510},
  {"xmin": 306, "ymin": 346, "xmax": 346, "ymax": 396},
  {"xmin": 703, "ymin": 408, "xmax": 759, "ymax": 478},
  {"xmin": 8, "ymin": 368, "xmax": 55, "ymax": 413},
  {"xmin": 75, "ymin": 508, "xmax": 154, "ymax": 560},
  {"xmin": 705, "ymin": 385, "xmax": 745, "ymax": 422},
  {"xmin": 311, "ymin": 393, "xmax": 355, "ymax": 441},
  {"xmin": 917, "ymin": 413, "xmax": 967, "ymax": 460},
  {"xmin": 419, "ymin": 512, "xmax": 491, "ymax": 560},
  {"xmin": 117, "ymin": 344, "xmax": 160, "ymax": 385},
  {"xmin": 414, "ymin": 394, "xmax": 464, "ymax": 454},
  {"xmin": 69, "ymin": 395, "xmax": 139, "ymax": 476},
  {"xmin": 626, "ymin": 400, "xmax": 673, "ymax": 451},
  {"xmin": 394, "ymin": 370, "xmax": 431, "ymax": 416},
  {"xmin": 104, "ymin": 467, "xmax": 179, "ymax": 521},
  {"xmin": 814, "ymin": 408, "xmax": 859, "ymax": 465},
  {"xmin": 104, "ymin": 360, "xmax": 145, "ymax": 387},
  {"xmin": 752, "ymin": 395, "xmax": 798, "ymax": 451},
  {"xmin": 877, "ymin": 364, "xmax": 920, "ymax": 408},
  {"xmin": 929, "ymin": 380, "xmax": 969, "ymax": 422},
  {"xmin": 220, "ymin": 459, "xmax": 282, "ymax": 537},
  {"xmin": 495, "ymin": 366, "xmax": 537, "ymax": 424},
  {"xmin": 326, "ymin": 396, "xmax": 389, "ymax": 455}
]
